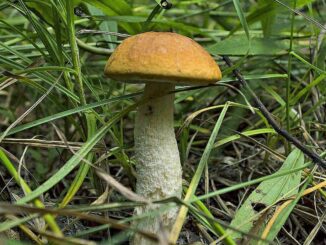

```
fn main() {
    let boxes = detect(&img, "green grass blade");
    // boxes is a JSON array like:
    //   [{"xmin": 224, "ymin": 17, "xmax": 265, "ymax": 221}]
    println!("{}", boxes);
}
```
[
  {"xmin": 14, "ymin": 103, "xmax": 138, "ymax": 205},
  {"xmin": 0, "ymin": 150, "xmax": 62, "ymax": 235},
  {"xmin": 2, "ymin": 93, "xmax": 140, "ymax": 137},
  {"xmin": 170, "ymin": 102, "xmax": 231, "ymax": 243}
]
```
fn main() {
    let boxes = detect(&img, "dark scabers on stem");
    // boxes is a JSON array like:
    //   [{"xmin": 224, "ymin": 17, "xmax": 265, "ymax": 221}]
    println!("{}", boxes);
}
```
[{"xmin": 223, "ymin": 55, "xmax": 326, "ymax": 169}]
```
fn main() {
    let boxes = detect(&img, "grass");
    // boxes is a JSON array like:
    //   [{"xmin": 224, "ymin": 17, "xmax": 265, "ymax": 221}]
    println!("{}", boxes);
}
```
[{"xmin": 0, "ymin": 0, "xmax": 325, "ymax": 244}]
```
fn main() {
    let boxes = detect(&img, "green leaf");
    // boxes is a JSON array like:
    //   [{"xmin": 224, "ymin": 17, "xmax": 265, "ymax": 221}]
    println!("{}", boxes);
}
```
[
  {"xmin": 208, "ymin": 37, "xmax": 288, "ymax": 55},
  {"xmin": 95, "ymin": 0, "xmax": 133, "ymax": 15},
  {"xmin": 87, "ymin": 4, "xmax": 118, "ymax": 49},
  {"xmin": 232, "ymin": 0, "xmax": 250, "ymax": 41},
  {"xmin": 83, "ymin": 0, "xmax": 141, "ymax": 34},
  {"xmin": 263, "ymin": 182, "xmax": 308, "ymax": 243},
  {"xmin": 228, "ymin": 149, "xmax": 304, "ymax": 242},
  {"xmin": 258, "ymin": 0, "xmax": 277, "ymax": 36}
]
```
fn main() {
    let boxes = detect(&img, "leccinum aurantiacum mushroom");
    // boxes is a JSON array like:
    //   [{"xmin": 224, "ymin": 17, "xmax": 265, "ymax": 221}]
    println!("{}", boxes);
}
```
[{"xmin": 104, "ymin": 32, "xmax": 221, "ymax": 244}]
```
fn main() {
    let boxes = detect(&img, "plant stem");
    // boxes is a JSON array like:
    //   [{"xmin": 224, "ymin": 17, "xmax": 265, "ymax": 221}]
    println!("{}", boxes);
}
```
[
  {"xmin": 63, "ymin": 0, "xmax": 97, "ymax": 208},
  {"xmin": 286, "ymin": 0, "xmax": 296, "ymax": 152},
  {"xmin": 66, "ymin": 0, "xmax": 86, "ymax": 106}
]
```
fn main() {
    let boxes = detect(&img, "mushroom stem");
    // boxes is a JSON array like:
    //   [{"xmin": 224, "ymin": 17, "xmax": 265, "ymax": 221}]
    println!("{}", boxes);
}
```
[{"xmin": 133, "ymin": 82, "xmax": 182, "ymax": 244}]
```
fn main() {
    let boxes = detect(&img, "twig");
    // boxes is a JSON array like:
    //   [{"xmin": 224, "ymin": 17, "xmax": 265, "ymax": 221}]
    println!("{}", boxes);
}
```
[
  {"xmin": 222, "ymin": 55, "xmax": 326, "ymax": 168},
  {"xmin": 76, "ymin": 29, "xmax": 131, "ymax": 38}
]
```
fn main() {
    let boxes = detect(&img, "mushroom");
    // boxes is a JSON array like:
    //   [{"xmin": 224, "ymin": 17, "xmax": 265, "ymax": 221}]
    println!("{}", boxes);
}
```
[{"xmin": 104, "ymin": 32, "xmax": 221, "ymax": 244}]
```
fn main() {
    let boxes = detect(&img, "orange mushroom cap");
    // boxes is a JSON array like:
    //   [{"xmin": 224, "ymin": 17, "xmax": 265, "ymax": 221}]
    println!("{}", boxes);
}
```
[{"xmin": 104, "ymin": 32, "xmax": 222, "ymax": 85}]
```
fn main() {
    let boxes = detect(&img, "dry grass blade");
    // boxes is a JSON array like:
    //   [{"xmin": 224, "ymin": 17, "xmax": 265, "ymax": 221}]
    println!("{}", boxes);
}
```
[
  {"xmin": 0, "ymin": 73, "xmax": 63, "ymax": 143},
  {"xmin": 0, "ymin": 203, "xmax": 159, "ymax": 242},
  {"xmin": 31, "ymin": 228, "xmax": 97, "ymax": 245},
  {"xmin": 261, "ymin": 180, "xmax": 326, "ymax": 240},
  {"xmin": 76, "ymin": 29, "xmax": 131, "ymax": 38},
  {"xmin": 96, "ymin": 170, "xmax": 149, "ymax": 203},
  {"xmin": 1, "ymin": 138, "xmax": 105, "ymax": 151},
  {"xmin": 303, "ymin": 210, "xmax": 326, "ymax": 245},
  {"xmin": 233, "ymin": 130, "xmax": 285, "ymax": 161}
]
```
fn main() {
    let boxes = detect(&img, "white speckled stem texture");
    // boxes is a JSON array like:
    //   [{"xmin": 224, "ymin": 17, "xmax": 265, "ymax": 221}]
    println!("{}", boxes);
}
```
[{"xmin": 132, "ymin": 82, "xmax": 182, "ymax": 245}]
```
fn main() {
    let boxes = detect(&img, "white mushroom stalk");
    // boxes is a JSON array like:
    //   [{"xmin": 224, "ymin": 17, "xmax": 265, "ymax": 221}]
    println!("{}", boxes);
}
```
[{"xmin": 133, "ymin": 82, "xmax": 182, "ymax": 244}]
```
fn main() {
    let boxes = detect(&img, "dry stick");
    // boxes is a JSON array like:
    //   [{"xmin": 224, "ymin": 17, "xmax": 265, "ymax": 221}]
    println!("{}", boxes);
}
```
[{"xmin": 222, "ymin": 55, "xmax": 326, "ymax": 168}]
